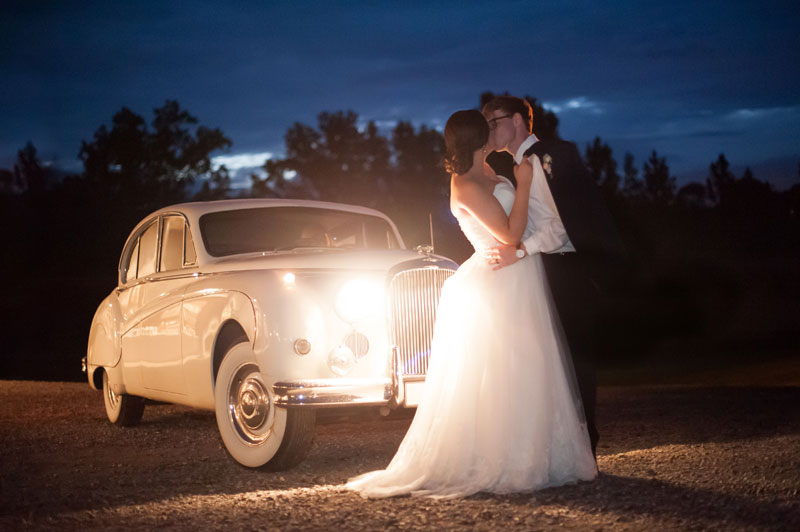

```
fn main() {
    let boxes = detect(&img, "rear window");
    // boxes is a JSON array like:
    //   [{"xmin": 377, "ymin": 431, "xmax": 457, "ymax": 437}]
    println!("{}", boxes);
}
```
[{"xmin": 199, "ymin": 207, "xmax": 400, "ymax": 257}]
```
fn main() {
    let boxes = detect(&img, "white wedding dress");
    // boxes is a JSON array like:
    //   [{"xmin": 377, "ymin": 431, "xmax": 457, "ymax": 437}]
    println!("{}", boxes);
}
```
[{"xmin": 346, "ymin": 177, "xmax": 597, "ymax": 498}]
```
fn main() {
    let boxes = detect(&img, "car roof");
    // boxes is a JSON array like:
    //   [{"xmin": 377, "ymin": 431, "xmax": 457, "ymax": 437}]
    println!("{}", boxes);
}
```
[
  {"xmin": 118, "ymin": 197, "xmax": 408, "ymax": 277},
  {"xmin": 155, "ymin": 198, "xmax": 392, "ymax": 220}
]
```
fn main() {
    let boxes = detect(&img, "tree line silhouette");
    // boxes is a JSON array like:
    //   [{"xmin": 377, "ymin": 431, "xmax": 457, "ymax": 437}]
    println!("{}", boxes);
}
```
[{"xmin": 1, "ymin": 95, "xmax": 798, "ymax": 380}]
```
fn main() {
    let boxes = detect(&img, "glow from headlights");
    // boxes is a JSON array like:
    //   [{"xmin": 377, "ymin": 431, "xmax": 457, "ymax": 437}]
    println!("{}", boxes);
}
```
[{"xmin": 335, "ymin": 278, "xmax": 385, "ymax": 322}]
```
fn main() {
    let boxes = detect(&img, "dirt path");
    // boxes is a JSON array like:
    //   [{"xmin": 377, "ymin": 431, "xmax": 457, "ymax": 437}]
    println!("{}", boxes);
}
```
[{"xmin": 1, "ymin": 380, "xmax": 798, "ymax": 531}]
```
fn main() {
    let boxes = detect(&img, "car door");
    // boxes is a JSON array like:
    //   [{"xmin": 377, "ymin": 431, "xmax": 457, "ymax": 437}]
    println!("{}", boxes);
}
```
[{"xmin": 119, "ymin": 215, "xmax": 194, "ymax": 395}]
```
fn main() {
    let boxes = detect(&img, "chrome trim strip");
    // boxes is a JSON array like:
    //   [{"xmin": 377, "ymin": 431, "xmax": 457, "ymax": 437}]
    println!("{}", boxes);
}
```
[
  {"xmin": 273, "ymin": 378, "xmax": 392, "ymax": 407},
  {"xmin": 391, "ymin": 345, "xmax": 403, "ymax": 406},
  {"xmin": 145, "ymin": 271, "xmax": 201, "ymax": 281},
  {"xmin": 156, "ymin": 215, "xmax": 164, "ymax": 277}
]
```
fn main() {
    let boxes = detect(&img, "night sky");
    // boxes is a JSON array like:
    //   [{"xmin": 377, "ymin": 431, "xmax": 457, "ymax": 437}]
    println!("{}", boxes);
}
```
[{"xmin": 2, "ymin": 0, "xmax": 799, "ymax": 190}]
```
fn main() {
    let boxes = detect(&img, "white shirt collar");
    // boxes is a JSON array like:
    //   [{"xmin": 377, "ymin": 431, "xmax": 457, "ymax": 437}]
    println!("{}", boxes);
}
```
[{"xmin": 514, "ymin": 134, "xmax": 539, "ymax": 165}]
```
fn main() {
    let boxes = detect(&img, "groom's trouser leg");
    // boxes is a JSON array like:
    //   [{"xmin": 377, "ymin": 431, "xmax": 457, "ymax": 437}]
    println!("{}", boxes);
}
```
[{"xmin": 543, "ymin": 254, "xmax": 599, "ymax": 457}]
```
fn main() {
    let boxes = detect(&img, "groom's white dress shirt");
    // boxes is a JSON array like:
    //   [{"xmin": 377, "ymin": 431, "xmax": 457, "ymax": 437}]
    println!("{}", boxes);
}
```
[{"xmin": 514, "ymin": 134, "xmax": 575, "ymax": 255}]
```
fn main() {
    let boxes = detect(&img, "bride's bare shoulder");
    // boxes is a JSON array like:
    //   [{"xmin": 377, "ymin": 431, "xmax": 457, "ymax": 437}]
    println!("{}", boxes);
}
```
[
  {"xmin": 451, "ymin": 173, "xmax": 486, "ymax": 197},
  {"xmin": 452, "ymin": 176, "xmax": 492, "ymax": 218}
]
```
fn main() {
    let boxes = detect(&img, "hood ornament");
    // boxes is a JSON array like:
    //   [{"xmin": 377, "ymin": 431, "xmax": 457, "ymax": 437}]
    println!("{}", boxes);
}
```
[
  {"xmin": 415, "ymin": 213, "xmax": 437, "ymax": 261},
  {"xmin": 415, "ymin": 244, "xmax": 434, "ymax": 256},
  {"xmin": 414, "ymin": 245, "xmax": 438, "ymax": 263}
]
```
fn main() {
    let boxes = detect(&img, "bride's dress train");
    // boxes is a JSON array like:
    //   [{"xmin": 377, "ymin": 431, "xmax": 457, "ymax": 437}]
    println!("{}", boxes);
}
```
[{"xmin": 346, "ymin": 177, "xmax": 597, "ymax": 498}]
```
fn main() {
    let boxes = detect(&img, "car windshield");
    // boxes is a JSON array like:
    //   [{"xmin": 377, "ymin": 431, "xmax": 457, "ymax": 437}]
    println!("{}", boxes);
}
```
[{"xmin": 199, "ymin": 206, "xmax": 401, "ymax": 257}]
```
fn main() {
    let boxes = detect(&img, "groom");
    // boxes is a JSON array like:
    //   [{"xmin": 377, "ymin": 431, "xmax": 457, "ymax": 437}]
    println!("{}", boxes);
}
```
[{"xmin": 482, "ymin": 95, "xmax": 626, "ymax": 458}]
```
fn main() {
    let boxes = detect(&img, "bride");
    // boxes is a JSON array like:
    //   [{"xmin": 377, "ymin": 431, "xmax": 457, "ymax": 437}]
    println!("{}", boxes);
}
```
[{"xmin": 346, "ymin": 110, "xmax": 597, "ymax": 498}]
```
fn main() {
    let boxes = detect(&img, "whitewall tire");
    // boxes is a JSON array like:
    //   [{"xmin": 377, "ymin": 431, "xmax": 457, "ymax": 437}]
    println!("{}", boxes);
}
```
[
  {"xmin": 214, "ymin": 342, "xmax": 316, "ymax": 470},
  {"xmin": 102, "ymin": 370, "xmax": 144, "ymax": 426}
]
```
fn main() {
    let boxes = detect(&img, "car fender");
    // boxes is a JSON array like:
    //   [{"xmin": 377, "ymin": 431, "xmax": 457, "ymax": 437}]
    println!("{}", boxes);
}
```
[
  {"xmin": 196, "ymin": 271, "xmax": 331, "ymax": 384},
  {"xmin": 180, "ymin": 284, "xmax": 257, "ymax": 408},
  {"xmin": 86, "ymin": 292, "xmax": 123, "ymax": 390}
]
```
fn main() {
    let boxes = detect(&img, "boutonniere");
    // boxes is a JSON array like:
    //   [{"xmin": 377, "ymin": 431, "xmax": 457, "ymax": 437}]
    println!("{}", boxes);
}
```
[{"xmin": 542, "ymin": 154, "xmax": 554, "ymax": 180}]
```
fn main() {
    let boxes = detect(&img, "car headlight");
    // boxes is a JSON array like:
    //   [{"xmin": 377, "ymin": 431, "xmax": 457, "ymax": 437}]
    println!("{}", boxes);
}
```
[
  {"xmin": 335, "ymin": 278, "xmax": 385, "ymax": 323},
  {"xmin": 328, "ymin": 346, "xmax": 356, "ymax": 376}
]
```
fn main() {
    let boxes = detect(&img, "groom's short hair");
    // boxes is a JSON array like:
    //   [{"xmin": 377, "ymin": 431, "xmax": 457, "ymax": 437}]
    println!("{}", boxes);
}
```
[{"xmin": 482, "ymin": 96, "xmax": 533, "ymax": 133}]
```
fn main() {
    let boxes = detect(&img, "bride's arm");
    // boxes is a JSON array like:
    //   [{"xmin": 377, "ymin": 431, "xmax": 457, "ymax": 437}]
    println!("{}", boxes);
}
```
[{"xmin": 453, "ymin": 162, "xmax": 533, "ymax": 245}]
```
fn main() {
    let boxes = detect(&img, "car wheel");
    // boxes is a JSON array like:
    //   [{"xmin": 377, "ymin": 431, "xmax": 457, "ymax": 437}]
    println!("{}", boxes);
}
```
[
  {"xmin": 102, "ymin": 370, "xmax": 145, "ymax": 426},
  {"xmin": 215, "ymin": 342, "xmax": 316, "ymax": 470}
]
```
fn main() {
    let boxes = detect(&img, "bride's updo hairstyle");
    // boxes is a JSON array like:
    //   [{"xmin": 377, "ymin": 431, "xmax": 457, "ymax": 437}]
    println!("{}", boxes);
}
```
[{"xmin": 443, "ymin": 110, "xmax": 489, "ymax": 175}]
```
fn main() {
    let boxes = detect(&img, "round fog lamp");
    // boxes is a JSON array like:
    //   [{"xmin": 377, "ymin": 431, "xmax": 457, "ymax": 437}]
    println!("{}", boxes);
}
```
[
  {"xmin": 328, "ymin": 346, "xmax": 356, "ymax": 376},
  {"xmin": 344, "ymin": 332, "xmax": 369, "ymax": 359},
  {"xmin": 293, "ymin": 338, "xmax": 311, "ymax": 356}
]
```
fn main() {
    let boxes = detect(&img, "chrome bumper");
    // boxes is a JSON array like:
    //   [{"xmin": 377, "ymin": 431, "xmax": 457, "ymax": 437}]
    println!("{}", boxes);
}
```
[{"xmin": 273, "ymin": 378, "xmax": 393, "ymax": 407}]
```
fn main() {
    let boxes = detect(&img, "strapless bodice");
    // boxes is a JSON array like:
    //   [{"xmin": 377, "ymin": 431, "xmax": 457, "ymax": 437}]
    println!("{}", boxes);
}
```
[{"xmin": 455, "ymin": 176, "xmax": 516, "ymax": 253}]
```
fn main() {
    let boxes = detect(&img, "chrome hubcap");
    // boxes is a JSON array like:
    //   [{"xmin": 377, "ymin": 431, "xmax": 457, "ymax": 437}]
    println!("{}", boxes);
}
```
[
  {"xmin": 228, "ymin": 363, "xmax": 274, "ymax": 445},
  {"xmin": 105, "ymin": 375, "xmax": 120, "ymax": 410}
]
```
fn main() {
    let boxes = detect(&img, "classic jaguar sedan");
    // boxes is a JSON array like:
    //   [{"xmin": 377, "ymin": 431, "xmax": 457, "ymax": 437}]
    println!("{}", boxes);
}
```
[{"xmin": 84, "ymin": 198, "xmax": 457, "ymax": 470}]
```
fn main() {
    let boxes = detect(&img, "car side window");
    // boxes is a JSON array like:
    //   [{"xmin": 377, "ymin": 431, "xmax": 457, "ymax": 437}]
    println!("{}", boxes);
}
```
[
  {"xmin": 122, "ymin": 238, "xmax": 140, "ymax": 284},
  {"xmin": 138, "ymin": 221, "xmax": 159, "ymax": 278},
  {"xmin": 160, "ymin": 215, "xmax": 184, "ymax": 272},
  {"xmin": 184, "ymin": 223, "xmax": 197, "ymax": 265}
]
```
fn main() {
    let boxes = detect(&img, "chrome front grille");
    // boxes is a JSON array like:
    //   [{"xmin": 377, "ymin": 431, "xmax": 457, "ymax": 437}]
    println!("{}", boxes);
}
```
[{"xmin": 388, "ymin": 266, "xmax": 455, "ymax": 376}]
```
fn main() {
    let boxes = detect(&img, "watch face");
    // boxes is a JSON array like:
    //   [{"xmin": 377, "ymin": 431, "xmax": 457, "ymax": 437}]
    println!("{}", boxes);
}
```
[{"xmin": 516, "ymin": 248, "xmax": 525, "ymax": 259}]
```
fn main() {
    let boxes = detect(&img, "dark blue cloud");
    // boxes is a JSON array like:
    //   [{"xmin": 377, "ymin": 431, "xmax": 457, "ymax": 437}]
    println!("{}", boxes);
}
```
[{"xmin": 1, "ymin": 0, "xmax": 798, "ymax": 187}]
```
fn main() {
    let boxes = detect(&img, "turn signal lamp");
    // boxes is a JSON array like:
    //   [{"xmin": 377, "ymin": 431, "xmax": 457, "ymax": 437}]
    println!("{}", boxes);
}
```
[{"xmin": 293, "ymin": 338, "xmax": 311, "ymax": 356}]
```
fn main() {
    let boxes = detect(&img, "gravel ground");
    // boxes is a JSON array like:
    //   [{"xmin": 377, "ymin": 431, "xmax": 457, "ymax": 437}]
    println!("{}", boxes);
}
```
[{"xmin": 0, "ymin": 377, "xmax": 798, "ymax": 531}]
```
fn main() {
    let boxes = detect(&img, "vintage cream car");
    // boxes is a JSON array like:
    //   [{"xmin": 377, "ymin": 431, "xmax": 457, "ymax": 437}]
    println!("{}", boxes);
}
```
[{"xmin": 84, "ymin": 199, "xmax": 457, "ymax": 470}]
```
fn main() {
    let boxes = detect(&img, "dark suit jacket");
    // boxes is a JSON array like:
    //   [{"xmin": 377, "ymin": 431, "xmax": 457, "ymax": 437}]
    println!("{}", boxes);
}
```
[{"xmin": 524, "ymin": 139, "xmax": 626, "ymax": 290}]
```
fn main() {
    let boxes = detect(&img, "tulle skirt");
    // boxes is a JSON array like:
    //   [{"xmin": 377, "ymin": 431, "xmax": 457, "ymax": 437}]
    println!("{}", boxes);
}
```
[{"xmin": 346, "ymin": 252, "xmax": 597, "ymax": 498}]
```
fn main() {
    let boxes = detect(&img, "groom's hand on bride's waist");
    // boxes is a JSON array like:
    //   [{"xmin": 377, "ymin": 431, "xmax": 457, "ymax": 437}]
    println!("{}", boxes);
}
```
[{"xmin": 485, "ymin": 243, "xmax": 526, "ymax": 270}]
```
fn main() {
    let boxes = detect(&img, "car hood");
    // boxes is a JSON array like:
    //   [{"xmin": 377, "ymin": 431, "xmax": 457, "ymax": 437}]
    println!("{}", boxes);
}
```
[{"xmin": 200, "ymin": 249, "xmax": 457, "ymax": 274}]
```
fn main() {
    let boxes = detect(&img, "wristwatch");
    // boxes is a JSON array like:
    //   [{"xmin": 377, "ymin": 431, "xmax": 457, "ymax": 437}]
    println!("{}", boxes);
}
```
[{"xmin": 515, "ymin": 245, "xmax": 526, "ymax": 259}]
